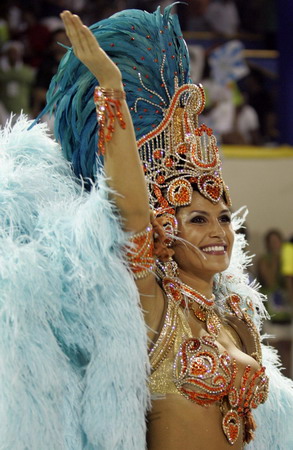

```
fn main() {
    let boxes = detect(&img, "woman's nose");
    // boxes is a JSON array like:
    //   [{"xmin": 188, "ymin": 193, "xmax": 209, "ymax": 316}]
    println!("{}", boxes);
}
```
[{"xmin": 209, "ymin": 220, "xmax": 225, "ymax": 238}]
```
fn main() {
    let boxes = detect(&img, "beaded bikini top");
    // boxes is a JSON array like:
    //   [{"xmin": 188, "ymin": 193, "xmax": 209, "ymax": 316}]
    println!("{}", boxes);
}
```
[{"xmin": 148, "ymin": 281, "xmax": 269, "ymax": 446}]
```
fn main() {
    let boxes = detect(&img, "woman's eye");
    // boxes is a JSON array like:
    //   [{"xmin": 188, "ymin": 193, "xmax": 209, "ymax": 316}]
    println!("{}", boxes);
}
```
[
  {"xmin": 191, "ymin": 216, "xmax": 206, "ymax": 224},
  {"xmin": 219, "ymin": 215, "xmax": 231, "ymax": 223}
]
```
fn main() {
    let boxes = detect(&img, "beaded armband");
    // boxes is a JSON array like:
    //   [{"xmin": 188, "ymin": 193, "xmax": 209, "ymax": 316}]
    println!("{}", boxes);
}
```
[
  {"xmin": 94, "ymin": 87, "xmax": 126, "ymax": 155},
  {"xmin": 126, "ymin": 224, "xmax": 155, "ymax": 280}
]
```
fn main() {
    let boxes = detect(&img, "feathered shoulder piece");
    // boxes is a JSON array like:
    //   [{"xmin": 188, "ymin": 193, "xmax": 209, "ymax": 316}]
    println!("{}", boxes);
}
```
[
  {"xmin": 42, "ymin": 4, "xmax": 190, "ymax": 182},
  {"xmin": 213, "ymin": 207, "xmax": 268, "ymax": 330}
]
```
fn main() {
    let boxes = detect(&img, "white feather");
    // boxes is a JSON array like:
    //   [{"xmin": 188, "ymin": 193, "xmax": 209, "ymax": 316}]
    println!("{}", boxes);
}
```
[{"xmin": 0, "ymin": 116, "xmax": 149, "ymax": 449}]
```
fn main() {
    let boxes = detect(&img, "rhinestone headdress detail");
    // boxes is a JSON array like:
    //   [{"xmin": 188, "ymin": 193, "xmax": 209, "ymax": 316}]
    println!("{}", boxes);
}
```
[
  {"xmin": 47, "ymin": 5, "xmax": 232, "ymax": 206},
  {"xmin": 137, "ymin": 80, "xmax": 231, "ymax": 218}
]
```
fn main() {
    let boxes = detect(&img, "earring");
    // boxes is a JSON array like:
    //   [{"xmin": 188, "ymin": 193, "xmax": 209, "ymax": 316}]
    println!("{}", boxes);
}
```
[{"xmin": 156, "ymin": 257, "xmax": 179, "ymax": 280}]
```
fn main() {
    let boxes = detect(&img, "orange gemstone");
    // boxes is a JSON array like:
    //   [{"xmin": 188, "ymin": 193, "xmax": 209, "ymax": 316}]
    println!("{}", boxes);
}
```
[
  {"xmin": 153, "ymin": 185, "xmax": 163, "ymax": 197},
  {"xmin": 154, "ymin": 149, "xmax": 163, "ymax": 159},
  {"xmin": 175, "ymin": 191, "xmax": 189, "ymax": 203},
  {"xmin": 165, "ymin": 157, "xmax": 174, "ymax": 167},
  {"xmin": 191, "ymin": 362, "xmax": 207, "ymax": 376},
  {"xmin": 156, "ymin": 175, "xmax": 165, "ymax": 184},
  {"xmin": 178, "ymin": 144, "xmax": 187, "ymax": 154}
]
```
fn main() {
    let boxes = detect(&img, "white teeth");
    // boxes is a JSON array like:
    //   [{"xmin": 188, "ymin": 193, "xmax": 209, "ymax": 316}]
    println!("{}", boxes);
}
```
[{"xmin": 201, "ymin": 246, "xmax": 225, "ymax": 253}]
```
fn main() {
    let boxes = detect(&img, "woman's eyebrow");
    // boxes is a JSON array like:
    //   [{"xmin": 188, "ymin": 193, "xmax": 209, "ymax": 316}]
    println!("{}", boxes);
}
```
[
  {"xmin": 189, "ymin": 210, "xmax": 209, "ymax": 215},
  {"xmin": 189, "ymin": 209, "xmax": 231, "ymax": 215}
]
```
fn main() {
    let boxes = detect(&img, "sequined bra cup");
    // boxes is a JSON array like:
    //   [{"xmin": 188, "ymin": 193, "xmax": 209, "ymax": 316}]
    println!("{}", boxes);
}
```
[{"xmin": 148, "ymin": 284, "xmax": 269, "ymax": 446}]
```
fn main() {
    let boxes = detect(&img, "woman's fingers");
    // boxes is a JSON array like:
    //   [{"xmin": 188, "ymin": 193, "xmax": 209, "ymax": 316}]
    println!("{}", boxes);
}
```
[
  {"xmin": 71, "ymin": 14, "xmax": 94, "ymax": 53},
  {"xmin": 80, "ymin": 23, "xmax": 101, "ymax": 54},
  {"xmin": 60, "ymin": 10, "xmax": 122, "ymax": 87},
  {"xmin": 61, "ymin": 11, "xmax": 86, "ymax": 53},
  {"xmin": 61, "ymin": 10, "xmax": 102, "ymax": 60}
]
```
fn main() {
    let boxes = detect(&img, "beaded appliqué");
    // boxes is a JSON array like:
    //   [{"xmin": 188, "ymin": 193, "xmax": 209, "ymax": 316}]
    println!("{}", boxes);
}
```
[
  {"xmin": 173, "ymin": 333, "xmax": 269, "ymax": 445},
  {"xmin": 148, "ymin": 288, "xmax": 178, "ymax": 370},
  {"xmin": 173, "ymin": 335, "xmax": 237, "ymax": 406},
  {"xmin": 221, "ymin": 365, "xmax": 269, "ymax": 445},
  {"xmin": 126, "ymin": 224, "xmax": 155, "ymax": 279},
  {"xmin": 149, "ymin": 280, "xmax": 269, "ymax": 446},
  {"xmin": 136, "ymin": 72, "xmax": 232, "ymax": 215},
  {"xmin": 180, "ymin": 282, "xmax": 222, "ymax": 338},
  {"xmin": 94, "ymin": 87, "xmax": 126, "ymax": 155}
]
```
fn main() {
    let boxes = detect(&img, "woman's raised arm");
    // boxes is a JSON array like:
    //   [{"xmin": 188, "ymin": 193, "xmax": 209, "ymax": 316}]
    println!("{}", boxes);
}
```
[{"xmin": 61, "ymin": 11, "xmax": 150, "ymax": 233}]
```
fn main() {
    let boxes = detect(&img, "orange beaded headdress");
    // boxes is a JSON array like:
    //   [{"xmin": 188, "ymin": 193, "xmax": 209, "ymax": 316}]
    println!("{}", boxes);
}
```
[
  {"xmin": 136, "ymin": 78, "xmax": 231, "ymax": 222},
  {"xmin": 47, "ymin": 5, "xmax": 231, "ymax": 216}
]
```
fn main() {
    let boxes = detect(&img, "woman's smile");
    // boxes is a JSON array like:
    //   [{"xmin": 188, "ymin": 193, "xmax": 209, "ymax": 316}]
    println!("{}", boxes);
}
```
[
  {"xmin": 173, "ymin": 191, "xmax": 234, "ymax": 282},
  {"xmin": 200, "ymin": 244, "xmax": 228, "ymax": 255}
]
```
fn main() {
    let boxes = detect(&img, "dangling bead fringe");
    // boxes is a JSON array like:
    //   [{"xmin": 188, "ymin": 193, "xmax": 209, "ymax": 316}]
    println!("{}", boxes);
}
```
[{"xmin": 94, "ymin": 86, "xmax": 126, "ymax": 155}]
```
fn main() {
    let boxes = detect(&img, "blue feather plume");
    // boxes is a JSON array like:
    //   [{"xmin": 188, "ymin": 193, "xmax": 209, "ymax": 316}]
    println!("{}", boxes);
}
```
[
  {"xmin": 0, "ymin": 116, "xmax": 149, "ymax": 449},
  {"xmin": 41, "ymin": 5, "xmax": 190, "ymax": 183}
]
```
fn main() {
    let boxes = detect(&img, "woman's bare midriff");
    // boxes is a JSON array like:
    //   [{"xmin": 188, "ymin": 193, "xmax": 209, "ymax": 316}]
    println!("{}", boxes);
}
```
[{"xmin": 147, "ymin": 393, "xmax": 244, "ymax": 450}]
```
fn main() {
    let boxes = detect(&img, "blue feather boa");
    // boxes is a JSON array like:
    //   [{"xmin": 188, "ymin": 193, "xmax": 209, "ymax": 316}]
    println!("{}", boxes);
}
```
[{"xmin": 0, "ymin": 116, "xmax": 149, "ymax": 449}]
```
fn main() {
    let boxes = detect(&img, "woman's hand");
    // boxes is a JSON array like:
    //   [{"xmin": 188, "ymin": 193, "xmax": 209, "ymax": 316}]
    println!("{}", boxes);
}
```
[{"xmin": 60, "ymin": 10, "xmax": 123, "ymax": 89}]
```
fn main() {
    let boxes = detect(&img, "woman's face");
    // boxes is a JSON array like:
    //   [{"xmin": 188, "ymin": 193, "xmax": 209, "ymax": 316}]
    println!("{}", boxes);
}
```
[{"xmin": 173, "ymin": 191, "xmax": 234, "ymax": 280}]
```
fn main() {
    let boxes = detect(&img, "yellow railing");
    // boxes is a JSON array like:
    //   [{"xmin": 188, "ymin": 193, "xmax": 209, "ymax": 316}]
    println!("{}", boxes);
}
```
[{"xmin": 221, "ymin": 145, "xmax": 293, "ymax": 159}]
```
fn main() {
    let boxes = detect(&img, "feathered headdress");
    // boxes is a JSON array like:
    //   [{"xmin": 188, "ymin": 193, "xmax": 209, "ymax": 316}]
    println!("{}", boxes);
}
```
[
  {"xmin": 42, "ymin": 4, "xmax": 230, "ymax": 215},
  {"xmin": 41, "ymin": 6, "xmax": 187, "ymax": 178}
]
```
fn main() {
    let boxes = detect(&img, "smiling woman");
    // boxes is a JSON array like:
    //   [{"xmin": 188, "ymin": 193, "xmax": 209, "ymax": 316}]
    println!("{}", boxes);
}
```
[
  {"xmin": 141, "ymin": 189, "xmax": 267, "ymax": 449},
  {"xmin": 174, "ymin": 192, "xmax": 234, "ymax": 286},
  {"xmin": 1, "ymin": 5, "xmax": 293, "ymax": 450},
  {"xmin": 51, "ymin": 8, "xmax": 278, "ymax": 449}
]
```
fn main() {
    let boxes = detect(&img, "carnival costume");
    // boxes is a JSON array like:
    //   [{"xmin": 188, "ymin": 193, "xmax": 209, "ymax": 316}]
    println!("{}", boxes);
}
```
[{"xmin": 1, "ymin": 5, "xmax": 293, "ymax": 450}]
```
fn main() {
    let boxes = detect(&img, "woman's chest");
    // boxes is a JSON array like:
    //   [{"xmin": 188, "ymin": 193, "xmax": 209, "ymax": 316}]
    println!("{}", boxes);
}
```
[{"xmin": 149, "ymin": 295, "xmax": 269, "ymax": 445}]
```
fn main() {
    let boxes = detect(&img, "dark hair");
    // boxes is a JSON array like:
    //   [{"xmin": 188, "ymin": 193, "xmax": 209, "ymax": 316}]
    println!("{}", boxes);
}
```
[{"xmin": 264, "ymin": 229, "xmax": 283, "ymax": 250}]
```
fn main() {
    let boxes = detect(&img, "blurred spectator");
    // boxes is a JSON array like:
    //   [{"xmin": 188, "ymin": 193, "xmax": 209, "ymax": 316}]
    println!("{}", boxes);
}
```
[
  {"xmin": 185, "ymin": 0, "xmax": 211, "ymax": 32},
  {"xmin": 0, "ymin": 4, "xmax": 9, "ymax": 46},
  {"xmin": 6, "ymin": 1, "xmax": 23, "ymax": 38},
  {"xmin": 184, "ymin": 0, "xmax": 239, "ymax": 35},
  {"xmin": 257, "ymin": 229, "xmax": 292, "ymax": 378},
  {"xmin": 18, "ymin": 8, "xmax": 51, "ymax": 67},
  {"xmin": 281, "ymin": 236, "xmax": 293, "ymax": 306},
  {"xmin": 242, "ymin": 69, "xmax": 278, "ymax": 143},
  {"xmin": 188, "ymin": 44, "xmax": 205, "ymax": 83},
  {"xmin": 0, "ymin": 19, "xmax": 9, "ymax": 46},
  {"xmin": 80, "ymin": 0, "xmax": 129, "ymax": 24},
  {"xmin": 235, "ymin": 0, "xmax": 262, "ymax": 33},
  {"xmin": 41, "ymin": 16, "xmax": 66, "ymax": 33},
  {"xmin": 205, "ymin": 0, "xmax": 240, "ymax": 36},
  {"xmin": 201, "ymin": 78, "xmax": 261, "ymax": 145},
  {"xmin": 221, "ymin": 88, "xmax": 261, "ymax": 145},
  {"xmin": 236, "ymin": 0, "xmax": 277, "ymax": 48},
  {"xmin": 37, "ymin": 0, "xmax": 64, "ymax": 18},
  {"xmin": 31, "ymin": 28, "xmax": 69, "ymax": 118},
  {"xmin": 199, "ymin": 41, "xmax": 257, "ymax": 144},
  {"xmin": 200, "ymin": 77, "xmax": 234, "ymax": 142},
  {"xmin": 0, "ymin": 41, "xmax": 35, "ymax": 124},
  {"xmin": 0, "ymin": 0, "xmax": 281, "ymax": 143},
  {"xmin": 263, "ymin": 0, "xmax": 277, "ymax": 49},
  {"xmin": 257, "ymin": 229, "xmax": 290, "ymax": 322}
]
